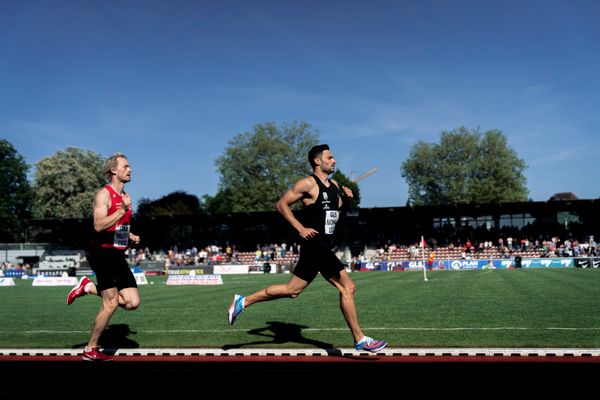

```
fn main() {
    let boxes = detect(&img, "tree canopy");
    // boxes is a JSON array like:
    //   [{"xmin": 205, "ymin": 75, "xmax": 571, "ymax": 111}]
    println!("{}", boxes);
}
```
[
  {"xmin": 32, "ymin": 147, "xmax": 106, "ymax": 219},
  {"xmin": 137, "ymin": 191, "xmax": 202, "ymax": 216},
  {"xmin": 401, "ymin": 127, "xmax": 528, "ymax": 206},
  {"xmin": 0, "ymin": 139, "xmax": 32, "ymax": 241},
  {"xmin": 207, "ymin": 121, "xmax": 320, "ymax": 212}
]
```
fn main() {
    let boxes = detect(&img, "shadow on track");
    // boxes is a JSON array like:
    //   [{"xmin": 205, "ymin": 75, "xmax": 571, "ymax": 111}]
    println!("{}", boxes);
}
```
[
  {"xmin": 72, "ymin": 323, "xmax": 139, "ymax": 352},
  {"xmin": 222, "ymin": 321, "xmax": 344, "ymax": 356}
]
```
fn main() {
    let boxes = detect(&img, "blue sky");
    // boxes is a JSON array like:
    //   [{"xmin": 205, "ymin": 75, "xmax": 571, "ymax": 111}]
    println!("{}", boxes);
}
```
[{"xmin": 2, "ymin": 0, "xmax": 599, "ymax": 209}]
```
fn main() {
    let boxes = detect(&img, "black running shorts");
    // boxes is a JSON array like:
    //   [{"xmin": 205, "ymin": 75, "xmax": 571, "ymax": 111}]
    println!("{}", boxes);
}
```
[
  {"xmin": 86, "ymin": 246, "xmax": 138, "ymax": 292},
  {"xmin": 292, "ymin": 245, "xmax": 345, "ymax": 284}
]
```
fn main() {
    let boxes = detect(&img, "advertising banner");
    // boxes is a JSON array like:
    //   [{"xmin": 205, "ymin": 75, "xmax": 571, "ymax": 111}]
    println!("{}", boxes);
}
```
[
  {"xmin": 166, "ymin": 274, "xmax": 224, "ymax": 285},
  {"xmin": 360, "ymin": 257, "xmax": 576, "ymax": 271},
  {"xmin": 574, "ymin": 257, "xmax": 600, "ymax": 268}
]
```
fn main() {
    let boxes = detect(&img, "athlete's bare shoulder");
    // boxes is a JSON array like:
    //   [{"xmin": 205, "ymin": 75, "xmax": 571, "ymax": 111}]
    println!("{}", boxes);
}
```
[
  {"xmin": 294, "ymin": 175, "xmax": 318, "ymax": 193},
  {"xmin": 93, "ymin": 186, "xmax": 110, "ymax": 206}
]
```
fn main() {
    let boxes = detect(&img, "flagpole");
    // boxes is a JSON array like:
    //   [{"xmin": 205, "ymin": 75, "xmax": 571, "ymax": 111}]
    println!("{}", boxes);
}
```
[{"xmin": 421, "ymin": 235, "xmax": 428, "ymax": 282}]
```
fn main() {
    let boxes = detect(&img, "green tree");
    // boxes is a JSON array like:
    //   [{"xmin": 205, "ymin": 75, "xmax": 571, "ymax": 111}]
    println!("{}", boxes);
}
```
[
  {"xmin": 31, "ymin": 147, "xmax": 105, "ymax": 218},
  {"xmin": 202, "ymin": 190, "xmax": 235, "ymax": 214},
  {"xmin": 401, "ymin": 127, "xmax": 528, "ymax": 206},
  {"xmin": 0, "ymin": 139, "xmax": 32, "ymax": 241},
  {"xmin": 137, "ymin": 191, "xmax": 202, "ymax": 216},
  {"xmin": 208, "ymin": 121, "xmax": 319, "ymax": 212}
]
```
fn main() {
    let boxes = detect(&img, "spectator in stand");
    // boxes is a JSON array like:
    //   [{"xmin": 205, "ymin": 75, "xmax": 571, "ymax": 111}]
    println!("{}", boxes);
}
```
[
  {"xmin": 464, "ymin": 239, "xmax": 473, "ymax": 254},
  {"xmin": 226, "ymin": 144, "xmax": 386, "ymax": 352},
  {"xmin": 255, "ymin": 246, "xmax": 262, "ymax": 262},
  {"xmin": 66, "ymin": 152, "xmax": 141, "ymax": 362},
  {"xmin": 225, "ymin": 244, "xmax": 233, "ymax": 261},
  {"xmin": 427, "ymin": 250, "xmax": 435, "ymax": 270},
  {"xmin": 506, "ymin": 237, "xmax": 513, "ymax": 250}
]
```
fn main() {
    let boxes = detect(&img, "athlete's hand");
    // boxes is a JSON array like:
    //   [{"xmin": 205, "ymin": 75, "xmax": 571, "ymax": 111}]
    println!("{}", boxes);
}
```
[
  {"xmin": 122, "ymin": 193, "xmax": 133, "ymax": 210},
  {"xmin": 341, "ymin": 186, "xmax": 353, "ymax": 198},
  {"xmin": 130, "ymin": 234, "xmax": 140, "ymax": 244},
  {"xmin": 299, "ymin": 227, "xmax": 318, "ymax": 240}
]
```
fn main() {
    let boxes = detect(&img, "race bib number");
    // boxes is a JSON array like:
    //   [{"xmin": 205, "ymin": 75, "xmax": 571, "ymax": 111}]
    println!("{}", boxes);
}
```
[
  {"xmin": 324, "ymin": 210, "xmax": 339, "ymax": 235},
  {"xmin": 113, "ymin": 224, "xmax": 130, "ymax": 248}
]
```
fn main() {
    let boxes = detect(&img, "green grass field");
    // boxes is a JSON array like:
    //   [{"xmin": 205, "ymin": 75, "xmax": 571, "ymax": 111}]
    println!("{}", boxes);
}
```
[{"xmin": 1, "ymin": 268, "xmax": 599, "ymax": 349}]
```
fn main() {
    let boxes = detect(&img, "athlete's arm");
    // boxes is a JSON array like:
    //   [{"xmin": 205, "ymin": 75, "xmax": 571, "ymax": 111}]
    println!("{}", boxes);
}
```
[
  {"xmin": 276, "ymin": 177, "xmax": 319, "ymax": 240},
  {"xmin": 331, "ymin": 179, "xmax": 353, "ymax": 212}
]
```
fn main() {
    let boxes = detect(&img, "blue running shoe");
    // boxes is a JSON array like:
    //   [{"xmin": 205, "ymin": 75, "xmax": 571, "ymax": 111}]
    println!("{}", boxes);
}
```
[
  {"xmin": 355, "ymin": 336, "xmax": 387, "ymax": 352},
  {"xmin": 227, "ymin": 294, "xmax": 245, "ymax": 325}
]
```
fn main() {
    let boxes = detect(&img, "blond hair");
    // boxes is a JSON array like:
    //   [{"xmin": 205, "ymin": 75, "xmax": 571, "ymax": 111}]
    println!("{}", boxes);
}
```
[{"xmin": 103, "ymin": 152, "xmax": 127, "ymax": 180}]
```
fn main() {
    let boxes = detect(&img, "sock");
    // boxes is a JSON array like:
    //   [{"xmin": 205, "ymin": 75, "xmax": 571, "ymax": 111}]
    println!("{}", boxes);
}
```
[
  {"xmin": 357, "ymin": 336, "xmax": 367, "ymax": 344},
  {"xmin": 84, "ymin": 282, "xmax": 93, "ymax": 293}
]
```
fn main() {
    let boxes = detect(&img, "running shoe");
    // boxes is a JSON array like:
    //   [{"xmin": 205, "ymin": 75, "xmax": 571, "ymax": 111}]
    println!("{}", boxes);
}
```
[
  {"xmin": 67, "ymin": 276, "xmax": 92, "ymax": 305},
  {"xmin": 354, "ymin": 336, "xmax": 387, "ymax": 352},
  {"xmin": 227, "ymin": 294, "xmax": 245, "ymax": 325},
  {"xmin": 82, "ymin": 347, "xmax": 113, "ymax": 362}
]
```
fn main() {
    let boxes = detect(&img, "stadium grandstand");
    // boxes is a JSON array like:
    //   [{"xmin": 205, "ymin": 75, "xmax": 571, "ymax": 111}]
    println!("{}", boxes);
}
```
[{"xmin": 4, "ymin": 197, "xmax": 598, "ymax": 276}]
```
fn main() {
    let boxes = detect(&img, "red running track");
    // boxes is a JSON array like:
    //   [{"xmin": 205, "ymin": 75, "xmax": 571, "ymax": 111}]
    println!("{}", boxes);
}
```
[{"xmin": 1, "ymin": 349, "xmax": 599, "ymax": 399}]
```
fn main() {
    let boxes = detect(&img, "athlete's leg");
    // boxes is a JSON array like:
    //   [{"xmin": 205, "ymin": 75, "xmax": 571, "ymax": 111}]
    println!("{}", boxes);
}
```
[
  {"xmin": 117, "ymin": 287, "xmax": 141, "ymax": 310},
  {"xmin": 244, "ymin": 274, "xmax": 309, "ymax": 307},
  {"xmin": 327, "ymin": 270, "xmax": 364, "ymax": 343},
  {"xmin": 86, "ymin": 287, "xmax": 120, "ymax": 349}
]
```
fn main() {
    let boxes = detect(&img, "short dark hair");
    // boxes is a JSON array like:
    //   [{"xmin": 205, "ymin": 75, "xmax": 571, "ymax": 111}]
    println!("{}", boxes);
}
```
[{"xmin": 308, "ymin": 144, "xmax": 329, "ymax": 168}]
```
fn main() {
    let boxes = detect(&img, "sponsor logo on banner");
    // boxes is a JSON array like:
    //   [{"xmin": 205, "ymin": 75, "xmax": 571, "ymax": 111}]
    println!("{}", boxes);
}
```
[
  {"xmin": 32, "ymin": 276, "xmax": 79, "ymax": 286},
  {"xmin": 134, "ymin": 272, "xmax": 148, "ymax": 285},
  {"xmin": 0, "ymin": 278, "xmax": 16, "ymax": 286},
  {"xmin": 575, "ymin": 258, "xmax": 600, "ymax": 268},
  {"xmin": 449, "ymin": 260, "xmax": 479, "ymax": 270},
  {"xmin": 360, "ymin": 257, "xmax": 578, "ymax": 271},
  {"xmin": 214, "ymin": 264, "xmax": 250, "ymax": 274},
  {"xmin": 361, "ymin": 261, "xmax": 404, "ymax": 271},
  {"xmin": 521, "ymin": 258, "xmax": 573, "ymax": 268},
  {"xmin": 406, "ymin": 260, "xmax": 426, "ymax": 271},
  {"xmin": 166, "ymin": 274, "xmax": 224, "ymax": 285},
  {"xmin": 168, "ymin": 268, "xmax": 205, "ymax": 275}
]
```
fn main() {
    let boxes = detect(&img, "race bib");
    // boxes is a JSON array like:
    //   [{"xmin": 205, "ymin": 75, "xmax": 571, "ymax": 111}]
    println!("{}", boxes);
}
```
[
  {"xmin": 324, "ymin": 210, "xmax": 339, "ymax": 235},
  {"xmin": 113, "ymin": 224, "xmax": 130, "ymax": 248}
]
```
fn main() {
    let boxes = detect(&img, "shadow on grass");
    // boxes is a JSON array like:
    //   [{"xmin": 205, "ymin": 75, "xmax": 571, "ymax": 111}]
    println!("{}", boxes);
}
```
[
  {"xmin": 222, "ymin": 321, "xmax": 352, "ymax": 357},
  {"xmin": 72, "ymin": 323, "xmax": 139, "ymax": 353}
]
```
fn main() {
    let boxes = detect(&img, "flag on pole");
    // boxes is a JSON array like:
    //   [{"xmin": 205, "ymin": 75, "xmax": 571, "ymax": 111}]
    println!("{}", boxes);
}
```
[{"xmin": 420, "ymin": 235, "xmax": 428, "ymax": 282}]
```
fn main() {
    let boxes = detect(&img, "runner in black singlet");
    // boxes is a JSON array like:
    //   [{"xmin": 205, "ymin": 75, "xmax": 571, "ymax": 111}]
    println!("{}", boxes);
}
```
[{"xmin": 227, "ymin": 144, "xmax": 387, "ymax": 352}]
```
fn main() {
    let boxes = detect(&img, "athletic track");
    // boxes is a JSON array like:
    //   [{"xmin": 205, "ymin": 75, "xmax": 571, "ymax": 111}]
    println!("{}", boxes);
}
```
[{"xmin": 1, "ymin": 348, "xmax": 598, "ymax": 399}]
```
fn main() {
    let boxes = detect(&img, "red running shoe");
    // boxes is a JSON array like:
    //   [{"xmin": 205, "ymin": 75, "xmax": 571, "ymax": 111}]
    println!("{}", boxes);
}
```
[
  {"xmin": 82, "ymin": 347, "xmax": 113, "ymax": 362},
  {"xmin": 67, "ymin": 276, "xmax": 91, "ymax": 305}
]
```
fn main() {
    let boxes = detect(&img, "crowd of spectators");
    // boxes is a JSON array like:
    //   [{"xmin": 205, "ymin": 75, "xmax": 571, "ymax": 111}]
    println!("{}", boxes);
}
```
[
  {"xmin": 124, "ymin": 242, "xmax": 302, "ymax": 269},
  {"xmin": 0, "ymin": 261, "xmax": 32, "ymax": 275},
  {"xmin": 2, "ymin": 234, "xmax": 597, "ymax": 276},
  {"xmin": 365, "ymin": 235, "xmax": 599, "ymax": 264},
  {"xmin": 118, "ymin": 233, "xmax": 599, "ymax": 273}
]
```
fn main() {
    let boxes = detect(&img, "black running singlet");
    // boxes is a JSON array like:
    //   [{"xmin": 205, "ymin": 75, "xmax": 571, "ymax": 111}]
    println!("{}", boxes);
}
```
[{"xmin": 302, "ymin": 174, "xmax": 341, "ymax": 249}]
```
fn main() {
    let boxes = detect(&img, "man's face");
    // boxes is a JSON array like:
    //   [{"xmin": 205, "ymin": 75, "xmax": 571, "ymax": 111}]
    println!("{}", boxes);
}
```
[
  {"xmin": 115, "ymin": 157, "xmax": 132, "ymax": 183},
  {"xmin": 318, "ymin": 150, "xmax": 336, "ymax": 174}
]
